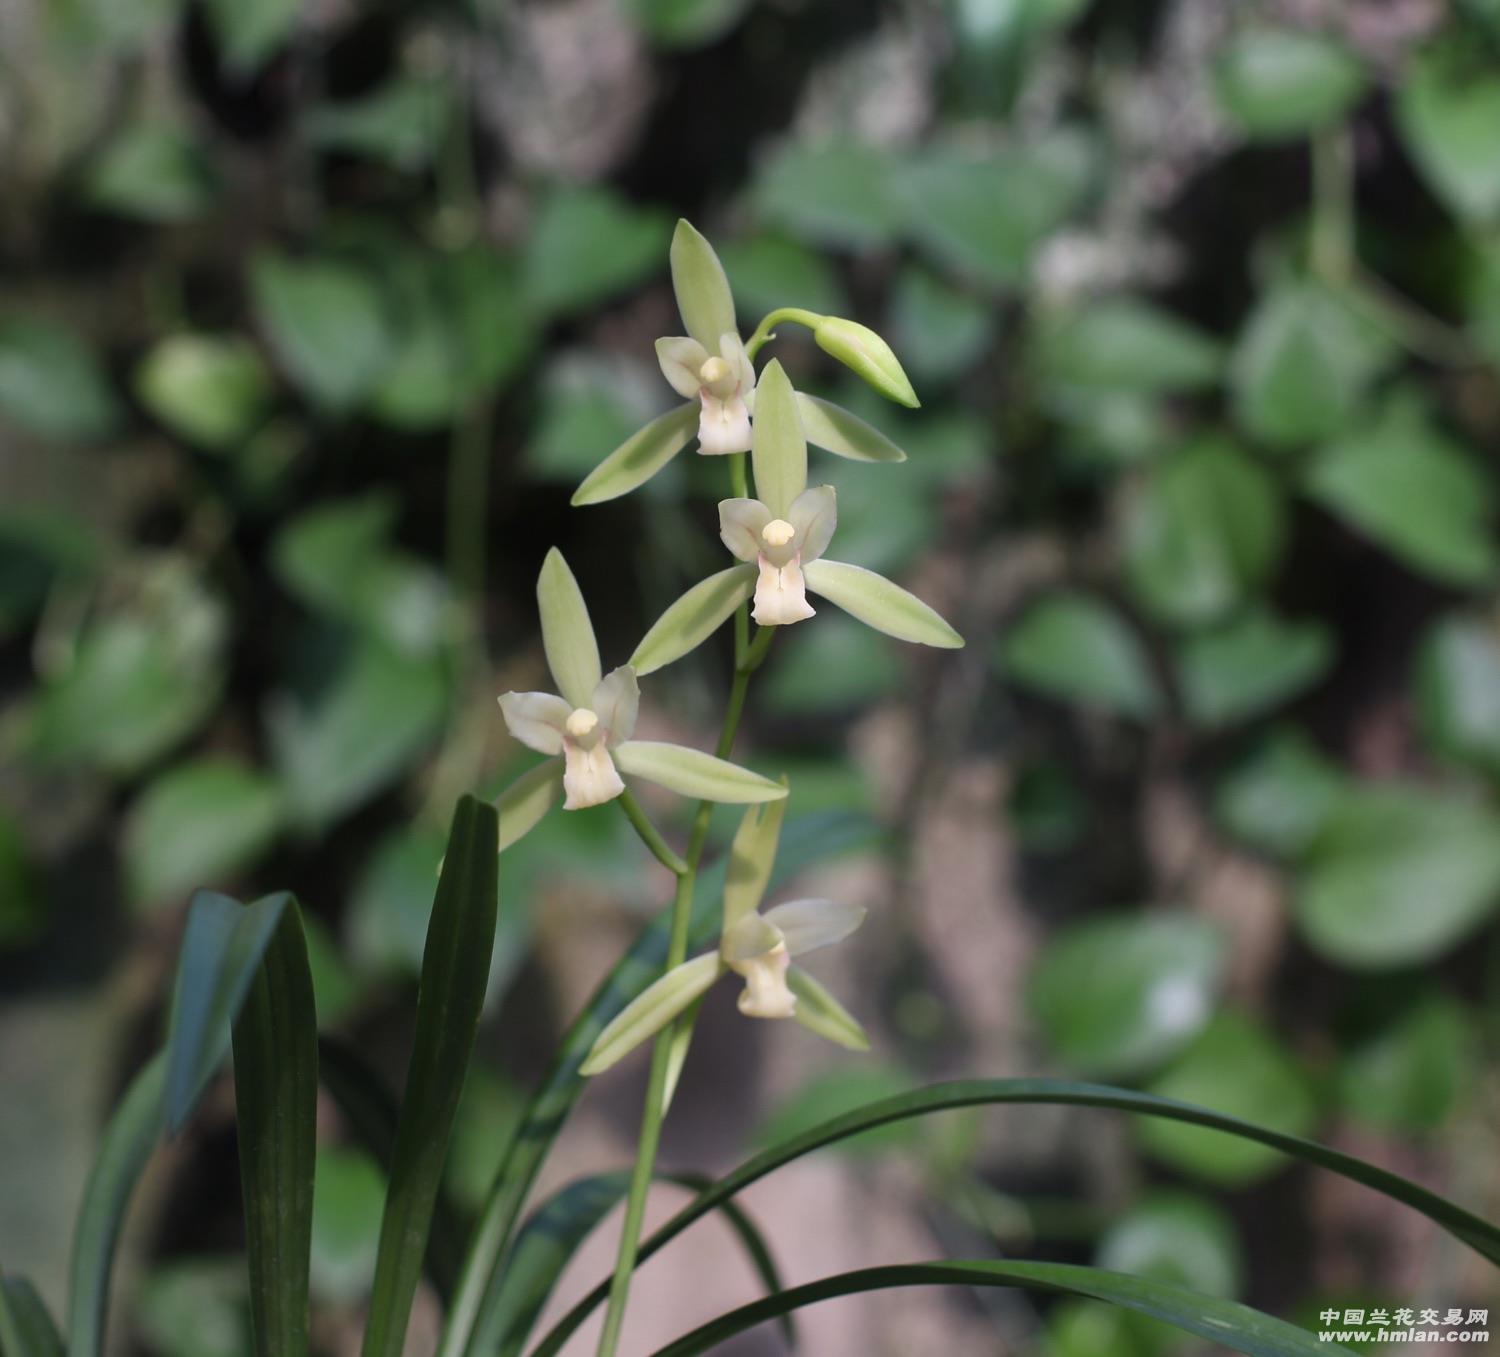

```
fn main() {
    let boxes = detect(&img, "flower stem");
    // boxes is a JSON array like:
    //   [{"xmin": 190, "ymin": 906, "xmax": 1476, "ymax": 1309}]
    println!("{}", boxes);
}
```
[
  {"xmin": 617, "ymin": 787, "xmax": 689, "ymax": 876},
  {"xmin": 594, "ymin": 488, "xmax": 776, "ymax": 1357},
  {"xmin": 744, "ymin": 306, "xmax": 824, "ymax": 360}
]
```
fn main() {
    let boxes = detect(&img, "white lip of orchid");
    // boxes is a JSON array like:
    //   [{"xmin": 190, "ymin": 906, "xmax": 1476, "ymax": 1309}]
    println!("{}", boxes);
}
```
[
  {"xmin": 753, "ymin": 518, "xmax": 815, "ymax": 625},
  {"xmin": 727, "ymin": 938, "xmax": 797, "ymax": 1019}
]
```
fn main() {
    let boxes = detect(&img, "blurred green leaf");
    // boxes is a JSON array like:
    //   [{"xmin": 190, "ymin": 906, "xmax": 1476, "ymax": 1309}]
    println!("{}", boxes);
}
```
[
  {"xmin": 890, "ymin": 266, "xmax": 993, "ymax": 383},
  {"xmin": 754, "ymin": 143, "xmax": 902, "ymax": 250},
  {"xmin": 522, "ymin": 187, "xmax": 670, "ymax": 318},
  {"xmin": 1305, "ymin": 398, "xmax": 1498, "ymax": 586},
  {"xmin": 752, "ymin": 1065, "xmax": 919, "ymax": 1157},
  {"xmin": 1046, "ymin": 1299, "xmax": 1163, "ymax": 1357},
  {"xmin": 0, "ymin": 813, "xmax": 43, "ymax": 948},
  {"xmin": 1215, "ymin": 727, "xmax": 1347, "ymax": 859},
  {"xmin": 272, "ymin": 497, "xmax": 452, "ymax": 657},
  {"xmin": 269, "ymin": 637, "xmax": 448, "ymax": 830},
  {"xmin": 0, "ymin": 317, "xmax": 121, "ymax": 441},
  {"xmin": 1029, "ymin": 912, "xmax": 1226, "ymax": 1079},
  {"xmin": 82, "ymin": 125, "xmax": 216, "ymax": 222},
  {"xmin": 719, "ymin": 235, "xmax": 847, "ymax": 321},
  {"xmin": 762, "ymin": 614, "xmax": 903, "ymax": 715},
  {"xmin": 25, "ymin": 563, "xmax": 226, "ymax": 776},
  {"xmin": 232, "ymin": 904, "xmax": 317, "ymax": 1357},
  {"xmin": 620, "ymin": 0, "xmax": 751, "ymax": 47},
  {"xmin": 1230, "ymin": 281, "xmax": 1395, "ymax": 448},
  {"xmin": 1397, "ymin": 41, "xmax": 1500, "ymax": 224},
  {"xmin": 1213, "ymin": 30, "xmax": 1366, "ymax": 140},
  {"xmin": 251, "ymin": 252, "xmax": 394, "ymax": 413},
  {"xmin": 0, "ymin": 1275, "xmax": 63, "ymax": 1357},
  {"xmin": 1295, "ymin": 787, "xmax": 1500, "ymax": 967},
  {"xmin": 1009, "ymin": 760, "xmax": 1087, "ymax": 852},
  {"xmin": 134, "ymin": 334, "xmax": 272, "ymax": 450},
  {"xmin": 347, "ymin": 825, "xmax": 449, "ymax": 977},
  {"xmin": 124, "ymin": 758, "xmax": 283, "ymax": 910},
  {"xmin": 0, "ymin": 509, "xmax": 100, "ymax": 637},
  {"xmin": 1097, "ymin": 1191, "xmax": 1242, "ymax": 1298},
  {"xmin": 310, "ymin": 1148, "xmax": 385, "ymax": 1302},
  {"xmin": 1000, "ymin": 591, "xmax": 1161, "ymax": 719},
  {"xmin": 1124, "ymin": 438, "xmax": 1285, "ymax": 628},
  {"xmin": 897, "ymin": 133, "xmax": 1093, "ymax": 289},
  {"xmin": 445, "ymin": 1069, "xmax": 523, "ymax": 1215},
  {"xmin": 1036, "ymin": 299, "xmax": 1222, "ymax": 393},
  {"xmin": 301, "ymin": 914, "xmax": 363, "ymax": 1026},
  {"xmin": 203, "ymin": 0, "xmax": 298, "ymax": 71},
  {"xmin": 363, "ymin": 796, "xmax": 497, "ymax": 1357},
  {"xmin": 1417, "ymin": 613, "xmax": 1500, "ymax": 776},
  {"xmin": 1177, "ymin": 610, "xmax": 1333, "ymax": 729},
  {"xmin": 1337, "ymin": 994, "xmax": 1472, "ymax": 1134},
  {"xmin": 303, "ymin": 78, "xmax": 450, "ymax": 172},
  {"xmin": 1137, "ymin": 1012, "xmax": 1317, "ymax": 1186},
  {"xmin": 135, "ymin": 1260, "xmax": 249, "ymax": 1357},
  {"xmin": 52, "ymin": 0, "xmax": 183, "ymax": 52}
]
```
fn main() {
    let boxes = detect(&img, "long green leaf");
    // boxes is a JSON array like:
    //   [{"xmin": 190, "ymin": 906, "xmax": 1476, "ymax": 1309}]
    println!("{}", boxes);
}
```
[
  {"xmin": 436, "ymin": 809, "xmax": 876, "ymax": 1357},
  {"xmin": 0, "ymin": 1276, "xmax": 64, "ymax": 1357},
  {"xmin": 486, "ymin": 1171, "xmax": 791, "ymax": 1357},
  {"xmin": 529, "ymin": 1077, "xmax": 1500, "ymax": 1354},
  {"xmin": 66, "ymin": 1053, "xmax": 166, "ymax": 1357},
  {"xmin": 232, "ymin": 902, "xmax": 318, "ymax": 1357},
  {"xmin": 164, "ymin": 890, "xmax": 291, "ymax": 1132},
  {"xmin": 647, "ymin": 1260, "xmax": 1347, "ymax": 1357},
  {"xmin": 362, "ymin": 796, "xmax": 498, "ymax": 1357},
  {"xmin": 316, "ymin": 1038, "xmax": 466, "ymax": 1298}
]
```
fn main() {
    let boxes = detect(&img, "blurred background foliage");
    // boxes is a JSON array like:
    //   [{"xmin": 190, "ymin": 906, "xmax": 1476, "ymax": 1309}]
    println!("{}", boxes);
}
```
[{"xmin": 3, "ymin": 0, "xmax": 1500, "ymax": 1352}]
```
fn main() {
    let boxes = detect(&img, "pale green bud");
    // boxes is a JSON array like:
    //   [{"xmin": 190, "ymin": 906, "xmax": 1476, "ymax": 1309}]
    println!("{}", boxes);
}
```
[{"xmin": 813, "ymin": 316, "xmax": 920, "ymax": 409}]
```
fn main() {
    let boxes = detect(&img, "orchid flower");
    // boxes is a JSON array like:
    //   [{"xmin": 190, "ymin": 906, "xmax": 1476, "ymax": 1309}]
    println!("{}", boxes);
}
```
[
  {"xmin": 622, "ymin": 362, "xmax": 964, "ymax": 676},
  {"xmin": 495, "ymin": 548, "xmax": 786, "ymax": 851},
  {"xmin": 581, "ymin": 797, "xmax": 869, "ymax": 1076},
  {"xmin": 571, "ymin": 220, "xmax": 913, "ymax": 507}
]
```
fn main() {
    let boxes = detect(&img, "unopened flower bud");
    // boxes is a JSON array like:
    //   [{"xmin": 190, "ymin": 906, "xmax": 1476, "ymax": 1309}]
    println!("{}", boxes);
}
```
[{"xmin": 813, "ymin": 316, "xmax": 919, "ymax": 409}]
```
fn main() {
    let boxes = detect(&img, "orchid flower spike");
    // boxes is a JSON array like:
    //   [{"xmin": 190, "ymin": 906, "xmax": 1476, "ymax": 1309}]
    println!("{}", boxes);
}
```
[
  {"xmin": 571, "ymin": 221, "xmax": 911, "ymax": 507},
  {"xmin": 495, "ymin": 549, "xmax": 786, "ymax": 851},
  {"xmin": 580, "ymin": 797, "xmax": 870, "ymax": 1077}
]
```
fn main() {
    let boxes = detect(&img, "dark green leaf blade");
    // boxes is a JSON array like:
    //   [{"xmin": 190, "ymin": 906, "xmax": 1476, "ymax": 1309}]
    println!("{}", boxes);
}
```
[
  {"xmin": 66, "ymin": 1054, "xmax": 167, "ymax": 1357},
  {"xmin": 526, "ymin": 1077, "xmax": 1500, "ymax": 1355},
  {"xmin": 361, "ymin": 796, "xmax": 498, "ymax": 1357},
  {"xmin": 0, "ymin": 1275, "xmax": 64, "ymax": 1357},
  {"xmin": 163, "ymin": 891, "xmax": 291, "ymax": 1133},
  {"xmin": 647, "ymin": 1260, "xmax": 1347, "ymax": 1357},
  {"xmin": 232, "ymin": 902, "xmax": 318, "ymax": 1357}
]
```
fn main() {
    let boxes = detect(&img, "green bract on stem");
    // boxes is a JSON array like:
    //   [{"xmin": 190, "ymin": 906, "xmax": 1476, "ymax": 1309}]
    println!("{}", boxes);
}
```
[{"xmin": 481, "ymin": 218, "xmax": 960, "ymax": 1357}]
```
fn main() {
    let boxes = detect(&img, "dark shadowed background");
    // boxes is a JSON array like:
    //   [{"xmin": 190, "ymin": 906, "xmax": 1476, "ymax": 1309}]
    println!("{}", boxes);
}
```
[{"xmin": 3, "ymin": 0, "xmax": 1500, "ymax": 1352}]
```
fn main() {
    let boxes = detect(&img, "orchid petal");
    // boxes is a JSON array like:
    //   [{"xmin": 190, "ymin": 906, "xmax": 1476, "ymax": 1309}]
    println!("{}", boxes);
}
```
[
  {"xmin": 724, "ymin": 795, "xmax": 787, "ymax": 932},
  {"xmin": 572, "ymin": 403, "xmax": 698, "ymax": 507},
  {"xmin": 788, "ymin": 968, "xmax": 870, "ymax": 1050},
  {"xmin": 497, "ymin": 691, "xmax": 570, "ymax": 755},
  {"xmin": 496, "ymin": 760, "xmax": 564, "ymax": 852},
  {"xmin": 763, "ymin": 897, "xmax": 866, "ymax": 956},
  {"xmin": 630, "ymin": 564, "xmax": 757, "ymax": 677},
  {"xmin": 656, "ymin": 336, "xmax": 708, "ymax": 398},
  {"xmin": 787, "ymin": 485, "xmax": 837, "ymax": 564},
  {"xmin": 591, "ymin": 665, "xmax": 640, "ymax": 743},
  {"xmin": 719, "ymin": 498, "xmax": 773, "ymax": 563}
]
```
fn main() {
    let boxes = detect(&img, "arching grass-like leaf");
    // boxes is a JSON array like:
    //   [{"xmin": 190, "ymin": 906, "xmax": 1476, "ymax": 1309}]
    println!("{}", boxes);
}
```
[
  {"xmin": 646, "ymin": 1260, "xmax": 1346, "ymax": 1357},
  {"xmin": 486, "ymin": 1171, "xmax": 791, "ymax": 1357},
  {"xmin": 528, "ymin": 1077, "xmax": 1500, "ymax": 1355},
  {"xmin": 163, "ymin": 890, "xmax": 291, "ymax": 1133},
  {"xmin": 66, "ymin": 1054, "xmax": 167, "ymax": 1357},
  {"xmin": 0, "ymin": 1275, "xmax": 64, "ymax": 1357},
  {"xmin": 232, "ymin": 903, "xmax": 318, "ymax": 1357},
  {"xmin": 435, "ymin": 809, "xmax": 877, "ymax": 1357},
  {"xmin": 362, "ymin": 796, "xmax": 498, "ymax": 1357}
]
